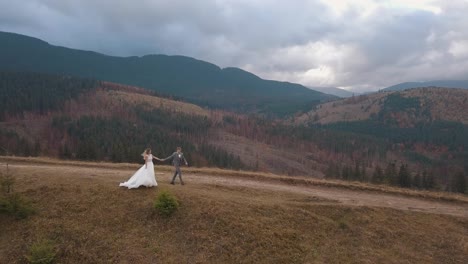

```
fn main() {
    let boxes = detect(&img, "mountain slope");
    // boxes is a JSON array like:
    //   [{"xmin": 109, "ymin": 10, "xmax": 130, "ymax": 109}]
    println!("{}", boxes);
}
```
[
  {"xmin": 296, "ymin": 88, "xmax": 468, "ymax": 125},
  {"xmin": 383, "ymin": 80, "xmax": 468, "ymax": 91},
  {"xmin": 0, "ymin": 71, "xmax": 324, "ymax": 176},
  {"xmin": 294, "ymin": 87, "xmax": 468, "ymax": 184},
  {"xmin": 0, "ymin": 31, "xmax": 336, "ymax": 116}
]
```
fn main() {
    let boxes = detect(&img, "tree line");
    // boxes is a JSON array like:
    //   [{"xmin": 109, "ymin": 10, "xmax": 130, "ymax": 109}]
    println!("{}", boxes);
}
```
[
  {"xmin": 52, "ymin": 112, "xmax": 247, "ymax": 170},
  {"xmin": 0, "ymin": 71, "xmax": 98, "ymax": 120},
  {"xmin": 325, "ymin": 161, "xmax": 466, "ymax": 193}
]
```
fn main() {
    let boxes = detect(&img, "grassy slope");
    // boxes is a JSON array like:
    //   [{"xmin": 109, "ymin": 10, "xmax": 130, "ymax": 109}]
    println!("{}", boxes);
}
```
[{"xmin": 1, "ymin": 159, "xmax": 467, "ymax": 263}]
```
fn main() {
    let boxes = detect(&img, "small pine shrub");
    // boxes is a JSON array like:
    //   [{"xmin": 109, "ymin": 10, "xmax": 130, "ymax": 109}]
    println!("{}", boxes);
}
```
[
  {"xmin": 0, "ymin": 197, "xmax": 8, "ymax": 213},
  {"xmin": 0, "ymin": 193, "xmax": 35, "ymax": 219},
  {"xmin": 11, "ymin": 193, "xmax": 34, "ymax": 219},
  {"xmin": 154, "ymin": 190, "xmax": 179, "ymax": 217},
  {"xmin": 0, "ymin": 168, "xmax": 34, "ymax": 219},
  {"xmin": 0, "ymin": 170, "xmax": 15, "ymax": 193},
  {"xmin": 26, "ymin": 239, "xmax": 57, "ymax": 264}
]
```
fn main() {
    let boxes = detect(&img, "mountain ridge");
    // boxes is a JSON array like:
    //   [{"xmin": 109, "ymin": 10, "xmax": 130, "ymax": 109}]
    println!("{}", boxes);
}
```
[
  {"xmin": 310, "ymin": 86, "xmax": 356, "ymax": 98},
  {"xmin": 383, "ymin": 80, "xmax": 468, "ymax": 91},
  {"xmin": 0, "ymin": 31, "xmax": 336, "ymax": 116}
]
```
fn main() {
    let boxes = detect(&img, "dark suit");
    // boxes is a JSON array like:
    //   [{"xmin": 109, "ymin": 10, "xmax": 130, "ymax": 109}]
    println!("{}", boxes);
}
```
[{"xmin": 162, "ymin": 152, "xmax": 188, "ymax": 184}]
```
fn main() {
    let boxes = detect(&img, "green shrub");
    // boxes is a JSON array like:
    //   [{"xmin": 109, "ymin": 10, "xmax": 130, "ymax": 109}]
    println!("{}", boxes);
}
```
[
  {"xmin": 0, "ymin": 193, "xmax": 35, "ymax": 219},
  {"xmin": 0, "ymin": 170, "xmax": 15, "ymax": 193},
  {"xmin": 154, "ymin": 190, "xmax": 179, "ymax": 217},
  {"xmin": 26, "ymin": 239, "xmax": 57, "ymax": 264},
  {"xmin": 0, "ymin": 169, "xmax": 34, "ymax": 219},
  {"xmin": 338, "ymin": 220, "xmax": 349, "ymax": 230}
]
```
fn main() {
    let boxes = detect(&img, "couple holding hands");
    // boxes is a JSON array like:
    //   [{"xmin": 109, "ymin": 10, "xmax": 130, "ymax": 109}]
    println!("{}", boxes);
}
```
[{"xmin": 119, "ymin": 147, "xmax": 188, "ymax": 189}]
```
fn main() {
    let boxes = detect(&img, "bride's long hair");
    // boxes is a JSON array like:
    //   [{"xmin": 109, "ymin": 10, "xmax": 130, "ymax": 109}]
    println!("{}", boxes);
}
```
[{"xmin": 141, "ymin": 148, "xmax": 151, "ymax": 157}]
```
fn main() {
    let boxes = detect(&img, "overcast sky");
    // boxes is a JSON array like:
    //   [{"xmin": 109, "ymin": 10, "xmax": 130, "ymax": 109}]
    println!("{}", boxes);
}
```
[{"xmin": 1, "ymin": 0, "xmax": 468, "ymax": 92}]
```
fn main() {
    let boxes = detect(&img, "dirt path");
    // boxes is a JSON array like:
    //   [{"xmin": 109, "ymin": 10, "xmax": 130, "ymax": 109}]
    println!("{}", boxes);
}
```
[
  {"xmin": 4, "ymin": 163, "xmax": 468, "ymax": 218},
  {"xmin": 194, "ymin": 176, "xmax": 468, "ymax": 218}
]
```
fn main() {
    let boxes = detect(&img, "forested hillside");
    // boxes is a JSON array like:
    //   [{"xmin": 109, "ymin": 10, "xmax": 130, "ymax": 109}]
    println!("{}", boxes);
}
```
[
  {"xmin": 294, "ymin": 88, "xmax": 468, "ymax": 192},
  {"xmin": 0, "ymin": 31, "xmax": 336, "ymax": 116},
  {"xmin": 0, "ymin": 72, "xmax": 245, "ymax": 170},
  {"xmin": 0, "ymin": 72, "xmax": 466, "ymax": 193}
]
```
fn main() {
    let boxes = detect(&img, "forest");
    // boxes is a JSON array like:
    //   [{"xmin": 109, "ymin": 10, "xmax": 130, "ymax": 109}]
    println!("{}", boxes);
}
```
[
  {"xmin": 0, "ymin": 71, "xmax": 466, "ymax": 193},
  {"xmin": 0, "ymin": 72, "xmax": 246, "ymax": 170}
]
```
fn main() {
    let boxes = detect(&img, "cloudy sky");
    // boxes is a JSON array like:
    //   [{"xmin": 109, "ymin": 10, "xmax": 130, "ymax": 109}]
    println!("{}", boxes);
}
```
[{"xmin": 1, "ymin": 0, "xmax": 468, "ymax": 92}]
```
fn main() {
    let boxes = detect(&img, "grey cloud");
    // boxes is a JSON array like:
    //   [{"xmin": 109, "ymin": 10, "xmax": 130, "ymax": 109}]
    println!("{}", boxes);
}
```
[{"xmin": 1, "ymin": 0, "xmax": 468, "ymax": 92}]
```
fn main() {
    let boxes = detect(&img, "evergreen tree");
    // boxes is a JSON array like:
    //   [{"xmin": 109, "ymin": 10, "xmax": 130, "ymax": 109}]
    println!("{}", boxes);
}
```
[
  {"xmin": 341, "ymin": 166, "xmax": 351, "ymax": 181},
  {"xmin": 360, "ymin": 165, "xmax": 367, "ymax": 182},
  {"xmin": 384, "ymin": 162, "xmax": 397, "ymax": 185},
  {"xmin": 398, "ymin": 164, "xmax": 411, "ymax": 188},
  {"xmin": 372, "ymin": 165, "xmax": 384, "ymax": 183},
  {"xmin": 412, "ymin": 172, "xmax": 422, "ymax": 189},
  {"xmin": 427, "ymin": 172, "xmax": 436, "ymax": 190},
  {"xmin": 326, "ymin": 163, "xmax": 341, "ymax": 179},
  {"xmin": 325, "ymin": 163, "xmax": 335, "ymax": 179},
  {"xmin": 453, "ymin": 172, "xmax": 466, "ymax": 194},
  {"xmin": 422, "ymin": 170, "xmax": 436, "ymax": 190},
  {"xmin": 353, "ymin": 162, "xmax": 361, "ymax": 181}
]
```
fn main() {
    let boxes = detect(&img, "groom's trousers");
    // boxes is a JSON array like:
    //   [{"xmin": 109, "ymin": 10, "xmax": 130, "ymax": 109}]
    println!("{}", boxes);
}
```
[{"xmin": 171, "ymin": 166, "xmax": 184, "ymax": 184}]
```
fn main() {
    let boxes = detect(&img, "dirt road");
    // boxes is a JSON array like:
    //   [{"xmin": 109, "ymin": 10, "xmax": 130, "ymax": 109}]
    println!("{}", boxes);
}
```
[
  {"xmin": 195, "ymin": 176, "xmax": 468, "ymax": 218},
  {"xmin": 4, "ymin": 162, "xmax": 468, "ymax": 218}
]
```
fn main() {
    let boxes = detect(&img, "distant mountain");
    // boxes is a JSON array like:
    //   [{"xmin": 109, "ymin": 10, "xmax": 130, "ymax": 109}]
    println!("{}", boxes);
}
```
[
  {"xmin": 383, "ymin": 80, "xmax": 468, "ymax": 91},
  {"xmin": 310, "ymin": 86, "xmax": 356, "ymax": 98},
  {"xmin": 0, "ymin": 31, "xmax": 336, "ymax": 116}
]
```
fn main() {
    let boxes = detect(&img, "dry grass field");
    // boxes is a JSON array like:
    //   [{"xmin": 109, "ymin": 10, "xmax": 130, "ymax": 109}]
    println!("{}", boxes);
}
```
[{"xmin": 1, "ymin": 157, "xmax": 467, "ymax": 263}]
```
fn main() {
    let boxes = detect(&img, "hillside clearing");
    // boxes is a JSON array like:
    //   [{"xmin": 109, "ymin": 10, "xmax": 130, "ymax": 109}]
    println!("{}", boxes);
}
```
[{"xmin": 1, "ymin": 158, "xmax": 467, "ymax": 263}]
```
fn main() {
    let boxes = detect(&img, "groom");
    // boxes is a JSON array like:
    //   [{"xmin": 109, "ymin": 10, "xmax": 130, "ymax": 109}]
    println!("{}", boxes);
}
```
[{"xmin": 161, "ymin": 147, "xmax": 188, "ymax": 185}]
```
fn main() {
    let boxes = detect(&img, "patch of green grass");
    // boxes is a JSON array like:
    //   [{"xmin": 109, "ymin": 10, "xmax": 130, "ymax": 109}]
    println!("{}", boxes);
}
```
[
  {"xmin": 338, "ymin": 219, "xmax": 349, "ymax": 230},
  {"xmin": 25, "ymin": 239, "xmax": 57, "ymax": 264}
]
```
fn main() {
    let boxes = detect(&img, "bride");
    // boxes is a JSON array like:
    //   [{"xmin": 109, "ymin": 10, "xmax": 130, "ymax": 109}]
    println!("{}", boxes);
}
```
[{"xmin": 119, "ymin": 148, "xmax": 159, "ymax": 189}]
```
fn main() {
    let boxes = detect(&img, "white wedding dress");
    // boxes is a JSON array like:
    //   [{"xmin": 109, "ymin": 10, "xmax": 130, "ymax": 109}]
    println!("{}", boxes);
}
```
[{"xmin": 119, "ymin": 154, "xmax": 158, "ymax": 189}]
